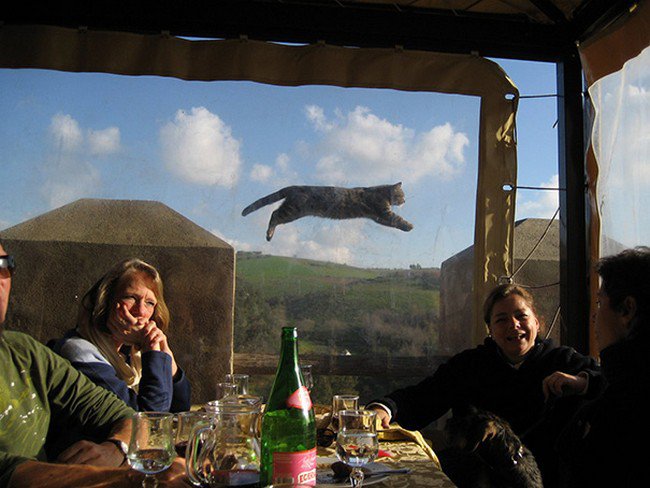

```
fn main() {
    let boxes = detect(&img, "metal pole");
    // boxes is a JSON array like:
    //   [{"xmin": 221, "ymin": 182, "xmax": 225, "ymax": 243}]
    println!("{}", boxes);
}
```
[{"xmin": 557, "ymin": 49, "xmax": 590, "ymax": 353}]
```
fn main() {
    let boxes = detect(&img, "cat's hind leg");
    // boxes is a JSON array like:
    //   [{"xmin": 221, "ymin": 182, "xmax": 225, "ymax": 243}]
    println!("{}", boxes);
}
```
[
  {"xmin": 266, "ymin": 207, "xmax": 300, "ymax": 241},
  {"xmin": 266, "ymin": 219, "xmax": 277, "ymax": 241}
]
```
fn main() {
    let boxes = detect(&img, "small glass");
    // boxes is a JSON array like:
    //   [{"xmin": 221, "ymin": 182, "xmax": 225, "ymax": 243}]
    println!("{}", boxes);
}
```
[
  {"xmin": 225, "ymin": 373, "xmax": 250, "ymax": 395},
  {"xmin": 174, "ymin": 411, "xmax": 207, "ymax": 458},
  {"xmin": 300, "ymin": 364, "xmax": 314, "ymax": 394},
  {"xmin": 331, "ymin": 394, "xmax": 359, "ymax": 432},
  {"xmin": 335, "ymin": 410, "xmax": 379, "ymax": 488},
  {"xmin": 127, "ymin": 412, "xmax": 175, "ymax": 488},
  {"xmin": 215, "ymin": 381, "xmax": 238, "ymax": 400}
]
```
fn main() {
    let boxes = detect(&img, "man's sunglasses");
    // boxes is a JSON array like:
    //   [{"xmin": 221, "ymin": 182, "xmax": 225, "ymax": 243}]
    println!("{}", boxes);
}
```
[{"xmin": 0, "ymin": 255, "xmax": 16, "ymax": 277}]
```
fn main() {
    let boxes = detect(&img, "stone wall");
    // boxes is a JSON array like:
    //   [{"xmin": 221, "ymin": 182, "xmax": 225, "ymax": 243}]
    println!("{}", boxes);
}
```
[{"xmin": 0, "ymin": 198, "xmax": 235, "ymax": 405}]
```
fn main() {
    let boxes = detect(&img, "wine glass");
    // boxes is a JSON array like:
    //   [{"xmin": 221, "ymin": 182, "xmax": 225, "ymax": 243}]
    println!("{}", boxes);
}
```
[
  {"xmin": 215, "ymin": 381, "xmax": 238, "ymax": 400},
  {"xmin": 300, "ymin": 364, "xmax": 314, "ymax": 394},
  {"xmin": 127, "ymin": 412, "xmax": 175, "ymax": 488},
  {"xmin": 331, "ymin": 394, "xmax": 359, "ymax": 432},
  {"xmin": 174, "ymin": 411, "xmax": 207, "ymax": 458},
  {"xmin": 335, "ymin": 410, "xmax": 379, "ymax": 488},
  {"xmin": 225, "ymin": 373, "xmax": 250, "ymax": 395}
]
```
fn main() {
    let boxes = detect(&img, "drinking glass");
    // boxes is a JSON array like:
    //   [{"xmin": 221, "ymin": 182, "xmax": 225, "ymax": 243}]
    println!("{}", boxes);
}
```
[
  {"xmin": 331, "ymin": 394, "xmax": 359, "ymax": 431},
  {"xmin": 174, "ymin": 411, "xmax": 207, "ymax": 458},
  {"xmin": 186, "ymin": 401, "xmax": 261, "ymax": 487},
  {"xmin": 335, "ymin": 410, "xmax": 379, "ymax": 488},
  {"xmin": 225, "ymin": 373, "xmax": 250, "ymax": 395},
  {"xmin": 127, "ymin": 412, "xmax": 175, "ymax": 488},
  {"xmin": 300, "ymin": 364, "xmax": 314, "ymax": 394},
  {"xmin": 215, "ymin": 381, "xmax": 238, "ymax": 400}
]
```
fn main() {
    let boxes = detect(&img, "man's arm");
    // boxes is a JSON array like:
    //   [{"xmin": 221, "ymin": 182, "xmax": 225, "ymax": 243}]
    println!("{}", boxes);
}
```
[
  {"xmin": 57, "ymin": 417, "xmax": 132, "ymax": 467},
  {"xmin": 9, "ymin": 458, "xmax": 189, "ymax": 488}
]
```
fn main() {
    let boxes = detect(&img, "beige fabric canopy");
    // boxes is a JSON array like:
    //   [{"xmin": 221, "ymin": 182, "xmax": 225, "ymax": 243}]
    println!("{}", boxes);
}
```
[{"xmin": 0, "ymin": 24, "xmax": 518, "ymax": 344}]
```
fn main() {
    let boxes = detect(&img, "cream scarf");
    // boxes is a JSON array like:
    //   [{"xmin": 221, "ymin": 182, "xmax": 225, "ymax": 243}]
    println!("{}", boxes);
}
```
[{"xmin": 80, "ymin": 324, "xmax": 143, "ymax": 392}]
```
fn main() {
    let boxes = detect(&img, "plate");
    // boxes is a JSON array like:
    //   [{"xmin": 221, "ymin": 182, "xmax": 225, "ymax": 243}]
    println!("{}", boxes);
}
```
[{"xmin": 316, "ymin": 457, "xmax": 390, "ymax": 487}]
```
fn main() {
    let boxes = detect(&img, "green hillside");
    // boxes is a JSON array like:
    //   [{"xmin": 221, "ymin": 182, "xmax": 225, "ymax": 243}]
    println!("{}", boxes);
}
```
[
  {"xmin": 236, "ymin": 252, "xmax": 383, "ymax": 298},
  {"xmin": 235, "ymin": 252, "xmax": 440, "ymax": 355},
  {"xmin": 234, "ymin": 252, "xmax": 441, "ymax": 403}
]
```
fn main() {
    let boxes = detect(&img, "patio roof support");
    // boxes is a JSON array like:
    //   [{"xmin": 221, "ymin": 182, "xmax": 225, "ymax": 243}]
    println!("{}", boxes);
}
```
[{"xmin": 557, "ymin": 49, "xmax": 590, "ymax": 354}]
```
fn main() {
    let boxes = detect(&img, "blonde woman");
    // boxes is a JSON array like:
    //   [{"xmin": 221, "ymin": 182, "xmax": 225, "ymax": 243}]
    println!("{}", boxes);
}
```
[{"xmin": 52, "ymin": 258, "xmax": 190, "ymax": 412}]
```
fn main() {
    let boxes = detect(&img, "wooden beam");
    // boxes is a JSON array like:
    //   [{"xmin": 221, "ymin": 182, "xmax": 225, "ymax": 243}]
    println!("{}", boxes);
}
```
[{"xmin": 4, "ymin": 0, "xmax": 569, "ymax": 61}]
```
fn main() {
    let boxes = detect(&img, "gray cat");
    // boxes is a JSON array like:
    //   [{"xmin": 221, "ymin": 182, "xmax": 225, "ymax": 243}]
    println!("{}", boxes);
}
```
[{"xmin": 241, "ymin": 182, "xmax": 414, "ymax": 241}]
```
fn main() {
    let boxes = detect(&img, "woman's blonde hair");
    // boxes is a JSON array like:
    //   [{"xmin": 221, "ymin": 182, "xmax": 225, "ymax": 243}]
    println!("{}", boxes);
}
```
[{"xmin": 77, "ymin": 258, "xmax": 170, "ymax": 387}]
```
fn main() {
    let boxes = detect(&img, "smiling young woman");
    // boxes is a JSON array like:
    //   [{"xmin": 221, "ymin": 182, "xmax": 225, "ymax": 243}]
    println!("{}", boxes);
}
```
[{"xmin": 367, "ymin": 283, "xmax": 604, "ymax": 486}]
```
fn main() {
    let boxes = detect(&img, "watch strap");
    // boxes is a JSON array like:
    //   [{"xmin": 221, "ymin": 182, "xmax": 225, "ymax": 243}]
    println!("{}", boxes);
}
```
[{"xmin": 105, "ymin": 438, "xmax": 128, "ymax": 465}]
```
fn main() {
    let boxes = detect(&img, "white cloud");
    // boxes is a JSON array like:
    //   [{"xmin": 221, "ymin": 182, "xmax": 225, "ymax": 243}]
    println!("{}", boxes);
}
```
[
  {"xmin": 250, "ymin": 164, "xmax": 273, "ymax": 183},
  {"xmin": 269, "ymin": 225, "xmax": 357, "ymax": 264},
  {"xmin": 242, "ymin": 218, "xmax": 368, "ymax": 265},
  {"xmin": 248, "ymin": 153, "xmax": 299, "ymax": 186},
  {"xmin": 41, "ymin": 113, "xmax": 114, "ymax": 209},
  {"xmin": 516, "ymin": 174, "xmax": 560, "ymax": 220},
  {"xmin": 87, "ymin": 127, "xmax": 121, "ymax": 156},
  {"xmin": 49, "ymin": 113, "xmax": 83, "ymax": 153},
  {"xmin": 41, "ymin": 161, "xmax": 101, "ymax": 209},
  {"xmin": 305, "ymin": 105, "xmax": 334, "ymax": 132},
  {"xmin": 211, "ymin": 229, "xmax": 254, "ymax": 252},
  {"xmin": 306, "ymin": 105, "xmax": 469, "ymax": 185},
  {"xmin": 160, "ymin": 107, "xmax": 241, "ymax": 187}
]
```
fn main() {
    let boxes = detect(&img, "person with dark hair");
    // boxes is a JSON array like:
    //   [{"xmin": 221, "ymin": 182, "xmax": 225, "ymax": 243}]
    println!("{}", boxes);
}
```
[
  {"xmin": 559, "ymin": 246, "xmax": 650, "ymax": 487},
  {"xmin": 368, "ymin": 283, "xmax": 603, "ymax": 484},
  {"xmin": 0, "ymin": 241, "xmax": 188, "ymax": 487},
  {"xmin": 51, "ymin": 258, "xmax": 191, "ymax": 413}
]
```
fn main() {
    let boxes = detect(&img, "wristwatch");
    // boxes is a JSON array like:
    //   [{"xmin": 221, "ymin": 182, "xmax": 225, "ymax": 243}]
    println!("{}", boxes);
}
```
[{"xmin": 105, "ymin": 438, "xmax": 129, "ymax": 465}]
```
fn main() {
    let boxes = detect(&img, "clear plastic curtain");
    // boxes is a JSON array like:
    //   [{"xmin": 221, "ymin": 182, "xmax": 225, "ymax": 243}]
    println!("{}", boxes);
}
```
[
  {"xmin": 579, "ymin": 0, "xmax": 650, "ymax": 354},
  {"xmin": 589, "ymin": 45, "xmax": 650, "ymax": 256}
]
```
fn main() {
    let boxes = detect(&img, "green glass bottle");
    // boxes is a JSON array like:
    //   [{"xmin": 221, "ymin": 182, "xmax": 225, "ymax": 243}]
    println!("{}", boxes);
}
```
[{"xmin": 260, "ymin": 327, "xmax": 317, "ymax": 487}]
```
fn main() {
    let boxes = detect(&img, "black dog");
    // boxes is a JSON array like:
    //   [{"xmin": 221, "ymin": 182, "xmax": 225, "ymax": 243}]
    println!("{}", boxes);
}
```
[{"xmin": 438, "ymin": 405, "xmax": 544, "ymax": 488}]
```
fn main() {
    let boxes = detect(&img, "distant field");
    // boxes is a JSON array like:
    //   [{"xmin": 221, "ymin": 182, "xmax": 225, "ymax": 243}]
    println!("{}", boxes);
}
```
[
  {"xmin": 236, "ymin": 251, "xmax": 439, "ymax": 305},
  {"xmin": 236, "ymin": 252, "xmax": 382, "ymax": 297},
  {"xmin": 234, "ymin": 252, "xmax": 442, "ymax": 403}
]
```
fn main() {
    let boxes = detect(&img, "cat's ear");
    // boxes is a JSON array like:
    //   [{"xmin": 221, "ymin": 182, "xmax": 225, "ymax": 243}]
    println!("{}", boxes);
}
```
[{"xmin": 395, "ymin": 182, "xmax": 403, "ymax": 187}]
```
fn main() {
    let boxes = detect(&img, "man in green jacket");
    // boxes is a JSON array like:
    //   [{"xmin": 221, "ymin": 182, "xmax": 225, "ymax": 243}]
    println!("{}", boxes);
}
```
[{"xmin": 0, "ymin": 241, "xmax": 188, "ymax": 487}]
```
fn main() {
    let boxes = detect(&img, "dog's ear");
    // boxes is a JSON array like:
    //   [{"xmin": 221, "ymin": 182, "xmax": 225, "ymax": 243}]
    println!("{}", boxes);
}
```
[
  {"xmin": 465, "ymin": 415, "xmax": 494, "ymax": 453},
  {"xmin": 451, "ymin": 403, "xmax": 477, "ymax": 418},
  {"xmin": 481, "ymin": 419, "xmax": 499, "ymax": 443}
]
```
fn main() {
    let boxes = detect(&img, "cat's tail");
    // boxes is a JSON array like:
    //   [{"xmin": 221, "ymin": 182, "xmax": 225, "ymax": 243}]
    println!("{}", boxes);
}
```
[{"xmin": 241, "ymin": 188, "xmax": 288, "ymax": 216}]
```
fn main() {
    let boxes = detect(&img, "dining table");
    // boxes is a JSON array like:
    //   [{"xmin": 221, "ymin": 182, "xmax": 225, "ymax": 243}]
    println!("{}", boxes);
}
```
[{"xmin": 315, "ymin": 406, "xmax": 457, "ymax": 487}]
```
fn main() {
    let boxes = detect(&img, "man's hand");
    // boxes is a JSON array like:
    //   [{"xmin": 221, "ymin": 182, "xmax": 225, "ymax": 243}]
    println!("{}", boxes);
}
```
[
  {"xmin": 368, "ymin": 406, "xmax": 391, "ymax": 429},
  {"xmin": 9, "ymin": 458, "xmax": 193, "ymax": 487},
  {"xmin": 542, "ymin": 371, "xmax": 589, "ymax": 401},
  {"xmin": 57, "ymin": 439, "xmax": 125, "ymax": 467}
]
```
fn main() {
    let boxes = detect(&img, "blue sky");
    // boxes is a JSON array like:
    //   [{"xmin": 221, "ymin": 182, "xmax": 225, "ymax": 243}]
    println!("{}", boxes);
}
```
[{"xmin": 0, "ymin": 58, "xmax": 560, "ymax": 268}]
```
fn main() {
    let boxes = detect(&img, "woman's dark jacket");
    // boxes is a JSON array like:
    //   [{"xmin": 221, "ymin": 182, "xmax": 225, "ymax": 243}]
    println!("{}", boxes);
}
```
[
  {"xmin": 51, "ymin": 330, "xmax": 191, "ymax": 412},
  {"xmin": 372, "ymin": 337, "xmax": 602, "ymax": 484},
  {"xmin": 375, "ymin": 337, "xmax": 602, "ymax": 435},
  {"xmin": 558, "ymin": 326, "xmax": 650, "ymax": 487}
]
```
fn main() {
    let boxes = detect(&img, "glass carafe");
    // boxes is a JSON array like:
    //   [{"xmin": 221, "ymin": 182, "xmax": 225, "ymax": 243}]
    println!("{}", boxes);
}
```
[{"xmin": 186, "ymin": 402, "xmax": 261, "ymax": 487}]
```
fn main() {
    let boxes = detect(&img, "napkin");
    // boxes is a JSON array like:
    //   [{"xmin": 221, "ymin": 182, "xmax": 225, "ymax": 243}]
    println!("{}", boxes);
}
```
[{"xmin": 378, "ymin": 425, "xmax": 441, "ymax": 468}]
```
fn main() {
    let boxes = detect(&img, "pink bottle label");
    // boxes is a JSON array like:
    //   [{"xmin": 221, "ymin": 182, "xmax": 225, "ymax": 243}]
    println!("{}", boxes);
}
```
[
  {"xmin": 286, "ymin": 386, "xmax": 312, "ymax": 410},
  {"xmin": 272, "ymin": 448, "xmax": 317, "ymax": 486}
]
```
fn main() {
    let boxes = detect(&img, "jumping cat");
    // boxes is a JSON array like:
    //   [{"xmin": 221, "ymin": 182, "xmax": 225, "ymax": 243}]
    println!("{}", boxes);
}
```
[
  {"xmin": 241, "ymin": 182, "xmax": 414, "ymax": 241},
  {"xmin": 438, "ymin": 405, "xmax": 544, "ymax": 488}
]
